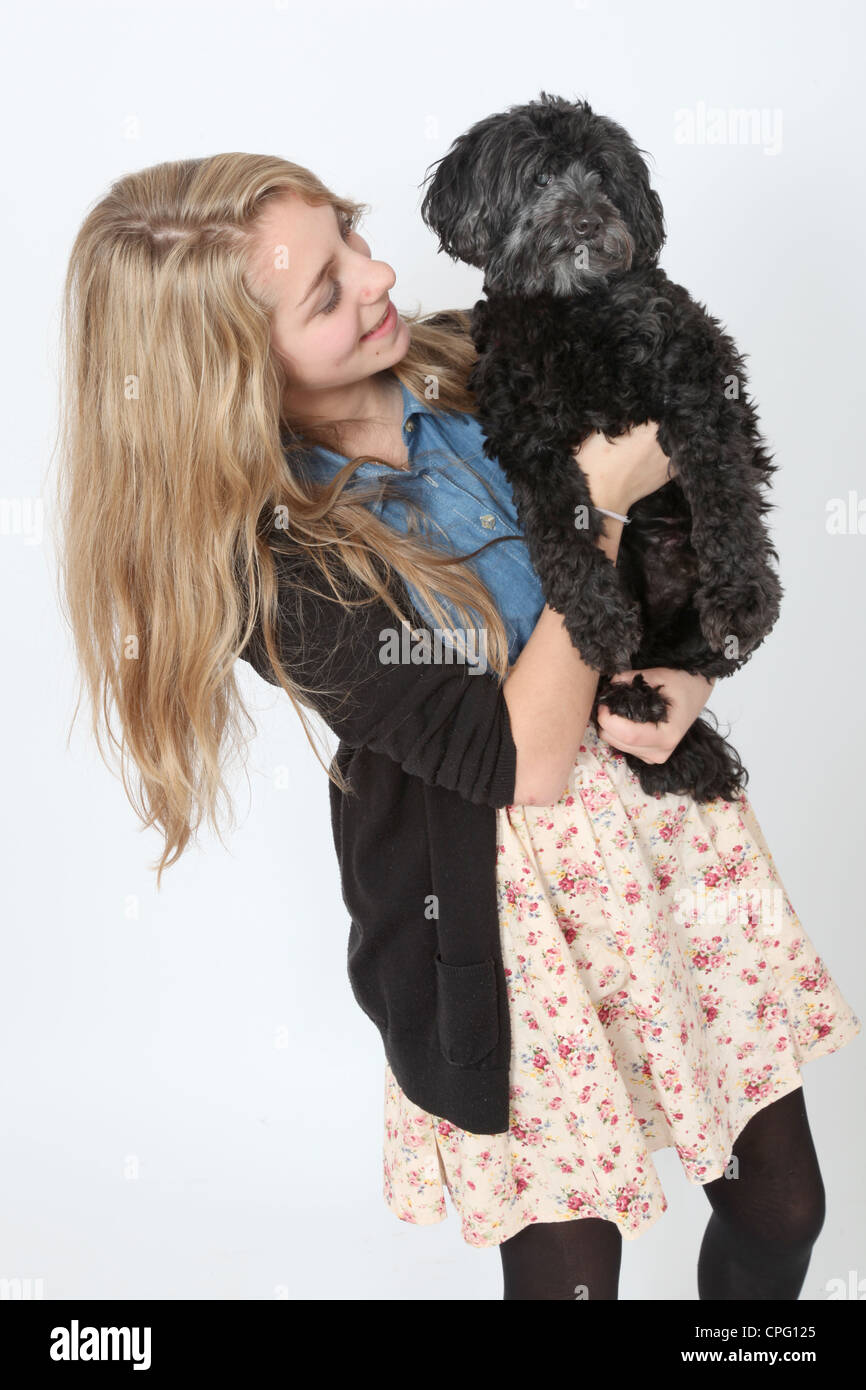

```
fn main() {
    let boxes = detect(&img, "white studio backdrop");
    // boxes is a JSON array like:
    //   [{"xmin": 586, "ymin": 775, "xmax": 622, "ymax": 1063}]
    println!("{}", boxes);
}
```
[{"xmin": 1, "ymin": 0, "xmax": 863, "ymax": 1300}]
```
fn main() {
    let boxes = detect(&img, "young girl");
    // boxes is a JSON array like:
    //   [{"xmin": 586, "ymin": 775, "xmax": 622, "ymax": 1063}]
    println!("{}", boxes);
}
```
[{"xmin": 56, "ymin": 153, "xmax": 861, "ymax": 1301}]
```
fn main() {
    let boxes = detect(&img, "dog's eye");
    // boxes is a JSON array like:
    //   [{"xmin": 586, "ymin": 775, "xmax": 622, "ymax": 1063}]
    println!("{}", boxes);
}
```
[{"xmin": 534, "ymin": 169, "xmax": 552, "ymax": 187}]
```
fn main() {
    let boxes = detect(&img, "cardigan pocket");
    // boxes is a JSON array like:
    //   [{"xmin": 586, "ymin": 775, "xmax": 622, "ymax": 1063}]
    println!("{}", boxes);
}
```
[{"xmin": 434, "ymin": 953, "xmax": 500, "ymax": 1066}]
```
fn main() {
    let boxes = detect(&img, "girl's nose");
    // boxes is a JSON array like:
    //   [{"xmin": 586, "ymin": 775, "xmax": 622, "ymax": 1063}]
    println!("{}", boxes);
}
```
[{"xmin": 362, "ymin": 260, "xmax": 395, "ymax": 298}]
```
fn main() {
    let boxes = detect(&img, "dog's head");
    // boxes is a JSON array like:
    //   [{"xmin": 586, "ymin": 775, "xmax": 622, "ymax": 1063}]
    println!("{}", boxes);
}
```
[{"xmin": 420, "ymin": 92, "xmax": 666, "ymax": 294}]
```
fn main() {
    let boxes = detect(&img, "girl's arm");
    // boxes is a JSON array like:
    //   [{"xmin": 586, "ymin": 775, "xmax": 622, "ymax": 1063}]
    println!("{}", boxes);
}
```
[{"xmin": 503, "ymin": 516, "xmax": 623, "ymax": 805}]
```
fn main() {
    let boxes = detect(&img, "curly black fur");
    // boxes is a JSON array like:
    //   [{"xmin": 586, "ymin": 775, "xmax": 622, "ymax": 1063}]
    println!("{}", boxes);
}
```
[{"xmin": 420, "ymin": 91, "xmax": 784, "ymax": 804}]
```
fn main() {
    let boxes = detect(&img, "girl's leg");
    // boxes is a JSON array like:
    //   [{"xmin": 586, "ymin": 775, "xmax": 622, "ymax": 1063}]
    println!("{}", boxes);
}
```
[
  {"xmin": 498, "ymin": 1217, "xmax": 623, "ymax": 1300},
  {"xmin": 698, "ymin": 1085, "xmax": 826, "ymax": 1299}
]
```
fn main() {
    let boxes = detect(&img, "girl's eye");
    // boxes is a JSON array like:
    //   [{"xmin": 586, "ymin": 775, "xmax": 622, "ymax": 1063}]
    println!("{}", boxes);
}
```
[
  {"xmin": 321, "ymin": 282, "xmax": 342, "ymax": 315},
  {"xmin": 320, "ymin": 217, "xmax": 354, "ymax": 315}
]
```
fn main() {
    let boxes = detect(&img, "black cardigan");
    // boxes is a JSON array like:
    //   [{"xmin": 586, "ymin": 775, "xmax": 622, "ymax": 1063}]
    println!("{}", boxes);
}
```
[{"xmin": 238, "ymin": 542, "xmax": 518, "ymax": 1134}]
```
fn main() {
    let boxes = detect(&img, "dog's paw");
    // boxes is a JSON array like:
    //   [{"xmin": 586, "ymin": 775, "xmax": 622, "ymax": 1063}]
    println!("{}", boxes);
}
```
[
  {"xmin": 597, "ymin": 673, "xmax": 670, "ymax": 724},
  {"xmin": 695, "ymin": 573, "xmax": 781, "ymax": 657}
]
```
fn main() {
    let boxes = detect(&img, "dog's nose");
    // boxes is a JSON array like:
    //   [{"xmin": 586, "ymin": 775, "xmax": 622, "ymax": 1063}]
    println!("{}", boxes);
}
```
[{"xmin": 575, "ymin": 214, "xmax": 602, "ymax": 239}]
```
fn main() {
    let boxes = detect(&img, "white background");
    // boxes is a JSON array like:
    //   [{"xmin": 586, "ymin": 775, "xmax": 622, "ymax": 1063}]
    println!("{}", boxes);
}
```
[{"xmin": 2, "ymin": 0, "xmax": 863, "ymax": 1300}]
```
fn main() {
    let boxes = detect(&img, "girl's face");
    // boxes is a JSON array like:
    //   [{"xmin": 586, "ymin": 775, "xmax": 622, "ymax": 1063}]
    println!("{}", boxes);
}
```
[{"xmin": 249, "ymin": 190, "xmax": 411, "ymax": 413}]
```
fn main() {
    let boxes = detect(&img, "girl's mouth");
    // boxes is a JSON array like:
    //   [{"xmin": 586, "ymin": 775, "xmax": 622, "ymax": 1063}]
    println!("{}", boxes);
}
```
[{"xmin": 360, "ymin": 300, "xmax": 396, "ymax": 341}]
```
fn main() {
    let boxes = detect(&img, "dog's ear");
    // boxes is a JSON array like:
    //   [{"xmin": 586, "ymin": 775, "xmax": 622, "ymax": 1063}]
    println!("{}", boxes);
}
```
[
  {"xmin": 419, "ymin": 132, "xmax": 500, "ymax": 268},
  {"xmin": 633, "ymin": 181, "xmax": 666, "ymax": 263},
  {"xmin": 600, "ymin": 117, "xmax": 667, "ymax": 265},
  {"xmin": 624, "ymin": 144, "xmax": 666, "ymax": 263}
]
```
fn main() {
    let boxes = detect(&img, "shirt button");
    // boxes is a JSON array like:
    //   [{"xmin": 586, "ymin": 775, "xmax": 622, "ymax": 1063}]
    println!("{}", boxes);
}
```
[
  {"xmin": 479, "ymin": 513, "xmax": 497, "ymax": 529},
  {"xmin": 405, "ymin": 420, "xmax": 415, "ymax": 433}
]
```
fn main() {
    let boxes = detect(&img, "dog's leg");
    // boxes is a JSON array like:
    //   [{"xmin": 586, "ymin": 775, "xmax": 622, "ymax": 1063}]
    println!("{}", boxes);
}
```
[
  {"xmin": 659, "ymin": 426, "xmax": 783, "ymax": 659},
  {"xmin": 501, "ymin": 448, "xmax": 644, "ymax": 671}
]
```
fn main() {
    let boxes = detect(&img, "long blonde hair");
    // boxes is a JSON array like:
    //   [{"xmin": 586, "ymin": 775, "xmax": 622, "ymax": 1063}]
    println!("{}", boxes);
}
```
[{"xmin": 53, "ymin": 153, "xmax": 513, "ymax": 886}]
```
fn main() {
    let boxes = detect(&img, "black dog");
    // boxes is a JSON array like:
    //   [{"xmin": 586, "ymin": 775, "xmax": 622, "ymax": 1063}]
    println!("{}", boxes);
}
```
[{"xmin": 419, "ymin": 91, "xmax": 784, "ymax": 803}]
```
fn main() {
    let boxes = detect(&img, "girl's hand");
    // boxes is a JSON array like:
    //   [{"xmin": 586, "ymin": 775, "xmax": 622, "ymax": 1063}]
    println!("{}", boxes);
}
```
[
  {"xmin": 596, "ymin": 668, "xmax": 716, "ymax": 763},
  {"xmin": 573, "ymin": 422, "xmax": 675, "ymax": 515}
]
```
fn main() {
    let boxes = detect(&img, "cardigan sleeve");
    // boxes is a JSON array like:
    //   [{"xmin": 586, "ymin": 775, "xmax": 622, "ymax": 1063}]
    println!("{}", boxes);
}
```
[{"xmin": 238, "ymin": 541, "xmax": 518, "ymax": 809}]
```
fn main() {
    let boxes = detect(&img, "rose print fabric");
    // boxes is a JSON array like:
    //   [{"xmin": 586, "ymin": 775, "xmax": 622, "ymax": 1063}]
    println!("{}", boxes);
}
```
[{"xmin": 383, "ymin": 721, "xmax": 861, "ymax": 1247}]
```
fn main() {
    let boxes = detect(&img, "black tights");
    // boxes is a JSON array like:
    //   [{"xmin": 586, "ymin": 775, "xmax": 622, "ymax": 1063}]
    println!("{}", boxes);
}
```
[{"xmin": 498, "ymin": 1086, "xmax": 826, "ymax": 1300}]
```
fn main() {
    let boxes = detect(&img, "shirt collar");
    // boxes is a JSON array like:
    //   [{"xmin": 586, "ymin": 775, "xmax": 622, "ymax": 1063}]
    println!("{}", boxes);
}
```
[
  {"xmin": 299, "ymin": 377, "xmax": 438, "ymax": 479},
  {"xmin": 398, "ymin": 376, "xmax": 439, "ymax": 431}
]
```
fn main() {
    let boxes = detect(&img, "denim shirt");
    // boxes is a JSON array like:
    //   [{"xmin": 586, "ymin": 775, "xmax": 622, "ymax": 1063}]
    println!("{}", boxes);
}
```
[{"xmin": 297, "ymin": 378, "xmax": 546, "ymax": 667}]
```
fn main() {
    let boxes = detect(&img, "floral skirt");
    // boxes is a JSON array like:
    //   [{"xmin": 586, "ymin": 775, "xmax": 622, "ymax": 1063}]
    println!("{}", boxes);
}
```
[{"xmin": 383, "ymin": 721, "xmax": 862, "ymax": 1247}]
